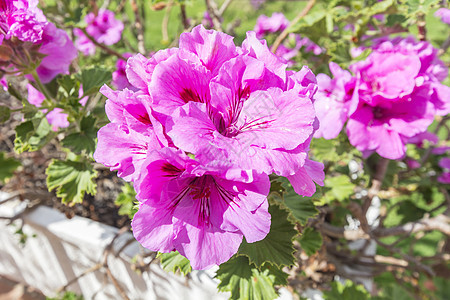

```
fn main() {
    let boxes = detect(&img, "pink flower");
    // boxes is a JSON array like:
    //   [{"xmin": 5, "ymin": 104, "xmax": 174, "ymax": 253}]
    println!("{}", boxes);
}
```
[
  {"xmin": 1, "ymin": 1, "xmax": 76, "ymax": 83},
  {"xmin": 435, "ymin": 8, "xmax": 450, "ymax": 25},
  {"xmin": 74, "ymin": 9, "xmax": 123, "ymax": 56},
  {"xmin": 112, "ymin": 53, "xmax": 137, "ymax": 90},
  {"xmin": 254, "ymin": 12, "xmax": 289, "ymax": 38},
  {"xmin": 36, "ymin": 23, "xmax": 77, "ymax": 83},
  {"xmin": 438, "ymin": 157, "xmax": 450, "ymax": 184},
  {"xmin": 94, "ymin": 86, "xmax": 166, "ymax": 182},
  {"xmin": 0, "ymin": 0, "xmax": 47, "ymax": 43},
  {"xmin": 95, "ymin": 25, "xmax": 324, "ymax": 269},
  {"xmin": 132, "ymin": 148, "xmax": 270, "ymax": 269},
  {"xmin": 406, "ymin": 158, "xmax": 421, "ymax": 169},
  {"xmin": 314, "ymin": 62, "xmax": 356, "ymax": 139},
  {"xmin": 354, "ymin": 37, "xmax": 450, "ymax": 115},
  {"xmin": 316, "ymin": 37, "xmax": 447, "ymax": 160}
]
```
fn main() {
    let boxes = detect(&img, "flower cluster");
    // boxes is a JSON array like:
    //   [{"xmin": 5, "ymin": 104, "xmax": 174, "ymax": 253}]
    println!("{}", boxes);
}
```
[
  {"xmin": 0, "ymin": 0, "xmax": 76, "ymax": 83},
  {"xmin": 74, "ymin": 9, "xmax": 124, "ymax": 56},
  {"xmin": 314, "ymin": 37, "xmax": 449, "ymax": 160},
  {"xmin": 254, "ymin": 12, "xmax": 322, "ymax": 65},
  {"xmin": 94, "ymin": 25, "xmax": 324, "ymax": 269}
]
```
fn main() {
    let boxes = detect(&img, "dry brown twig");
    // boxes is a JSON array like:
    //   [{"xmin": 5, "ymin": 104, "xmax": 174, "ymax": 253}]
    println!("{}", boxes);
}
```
[{"xmin": 56, "ymin": 226, "xmax": 134, "ymax": 300}]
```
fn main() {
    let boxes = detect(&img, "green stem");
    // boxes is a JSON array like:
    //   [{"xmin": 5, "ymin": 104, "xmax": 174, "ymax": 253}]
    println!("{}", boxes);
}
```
[{"xmin": 31, "ymin": 70, "xmax": 53, "ymax": 101}]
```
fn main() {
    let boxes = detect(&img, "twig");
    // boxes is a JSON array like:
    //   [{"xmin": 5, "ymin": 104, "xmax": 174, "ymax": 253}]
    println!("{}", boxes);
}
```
[
  {"xmin": 374, "ymin": 215, "xmax": 450, "ymax": 237},
  {"xmin": 373, "ymin": 238, "xmax": 435, "ymax": 277},
  {"xmin": 129, "ymin": 0, "xmax": 146, "ymax": 54},
  {"xmin": 363, "ymin": 157, "xmax": 389, "ymax": 214},
  {"xmin": 180, "ymin": 3, "xmax": 190, "ymax": 31},
  {"xmin": 320, "ymin": 214, "xmax": 450, "ymax": 240},
  {"xmin": 218, "ymin": 0, "xmax": 233, "ymax": 16},
  {"xmin": 205, "ymin": 0, "xmax": 222, "ymax": 31},
  {"xmin": 162, "ymin": 0, "xmax": 174, "ymax": 43},
  {"xmin": 105, "ymin": 263, "xmax": 130, "ymax": 300},
  {"xmin": 271, "ymin": 0, "xmax": 316, "ymax": 53},
  {"xmin": 79, "ymin": 28, "xmax": 126, "ymax": 61},
  {"xmin": 56, "ymin": 263, "xmax": 103, "ymax": 293},
  {"xmin": 56, "ymin": 225, "xmax": 132, "ymax": 298}
]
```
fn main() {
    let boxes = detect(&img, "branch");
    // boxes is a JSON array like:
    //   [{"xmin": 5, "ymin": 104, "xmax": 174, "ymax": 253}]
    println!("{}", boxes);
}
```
[
  {"xmin": 374, "ymin": 215, "xmax": 450, "ymax": 237},
  {"xmin": 80, "ymin": 28, "xmax": 126, "ymax": 61},
  {"xmin": 271, "ymin": 0, "xmax": 316, "ymax": 53},
  {"xmin": 218, "ymin": 0, "xmax": 233, "ymax": 16},
  {"xmin": 205, "ymin": 0, "xmax": 222, "ymax": 31},
  {"xmin": 180, "ymin": 3, "xmax": 190, "ymax": 31},
  {"xmin": 129, "ymin": 0, "xmax": 146, "ymax": 54},
  {"xmin": 320, "ymin": 214, "xmax": 450, "ymax": 240}
]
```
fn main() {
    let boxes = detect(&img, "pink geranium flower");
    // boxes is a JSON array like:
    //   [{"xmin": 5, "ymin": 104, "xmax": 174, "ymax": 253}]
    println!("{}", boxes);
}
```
[
  {"xmin": 74, "ymin": 9, "xmax": 124, "ymax": 56},
  {"xmin": 315, "ymin": 37, "xmax": 448, "ymax": 160},
  {"xmin": 435, "ymin": 8, "xmax": 450, "ymax": 25},
  {"xmin": 314, "ymin": 62, "xmax": 356, "ymax": 139},
  {"xmin": 1, "ymin": 0, "xmax": 76, "ymax": 83},
  {"xmin": 254, "ymin": 12, "xmax": 289, "ymax": 38},
  {"xmin": 112, "ymin": 53, "xmax": 138, "ymax": 90},
  {"xmin": 438, "ymin": 157, "xmax": 450, "ymax": 184},
  {"xmin": 95, "ymin": 25, "xmax": 324, "ymax": 269},
  {"xmin": 0, "ymin": 0, "xmax": 47, "ymax": 44},
  {"xmin": 133, "ymin": 148, "xmax": 270, "ymax": 269},
  {"xmin": 346, "ymin": 45, "xmax": 435, "ymax": 159},
  {"xmin": 36, "ymin": 23, "xmax": 77, "ymax": 83}
]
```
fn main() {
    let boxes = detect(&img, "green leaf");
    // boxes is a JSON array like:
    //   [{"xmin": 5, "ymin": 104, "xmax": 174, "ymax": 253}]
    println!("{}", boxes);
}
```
[
  {"xmin": 0, "ymin": 152, "xmax": 20, "ymax": 183},
  {"xmin": 403, "ymin": 0, "xmax": 440, "ymax": 16},
  {"xmin": 46, "ymin": 291, "xmax": 84, "ymax": 300},
  {"xmin": 46, "ymin": 159, "xmax": 97, "ymax": 204},
  {"xmin": 383, "ymin": 200, "xmax": 427, "ymax": 227},
  {"xmin": 7, "ymin": 83, "xmax": 24, "ymax": 101},
  {"xmin": 14, "ymin": 116, "xmax": 55, "ymax": 154},
  {"xmin": 215, "ymin": 256, "xmax": 288, "ymax": 300},
  {"xmin": 0, "ymin": 105, "xmax": 11, "ymax": 123},
  {"xmin": 115, "ymin": 183, "xmax": 138, "ymax": 219},
  {"xmin": 80, "ymin": 67, "xmax": 112, "ymax": 95},
  {"xmin": 369, "ymin": 0, "xmax": 396, "ymax": 15},
  {"xmin": 323, "ymin": 280, "xmax": 370, "ymax": 300},
  {"xmin": 278, "ymin": 177, "xmax": 319, "ymax": 225},
  {"xmin": 238, "ymin": 203, "xmax": 297, "ymax": 268},
  {"xmin": 324, "ymin": 175, "xmax": 355, "ymax": 202},
  {"xmin": 57, "ymin": 75, "xmax": 78, "ymax": 97},
  {"xmin": 298, "ymin": 227, "xmax": 323, "ymax": 256},
  {"xmin": 284, "ymin": 193, "xmax": 319, "ymax": 225},
  {"xmin": 310, "ymin": 138, "xmax": 340, "ymax": 162},
  {"xmin": 62, "ymin": 116, "xmax": 97, "ymax": 154},
  {"xmin": 158, "ymin": 251, "xmax": 192, "ymax": 276}
]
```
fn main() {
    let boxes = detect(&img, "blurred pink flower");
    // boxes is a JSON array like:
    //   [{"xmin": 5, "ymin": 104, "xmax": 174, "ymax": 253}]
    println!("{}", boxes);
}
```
[
  {"xmin": 74, "ymin": 9, "xmax": 124, "ymax": 56},
  {"xmin": 435, "ymin": 8, "xmax": 450, "ymax": 25},
  {"xmin": 438, "ymin": 157, "xmax": 450, "ymax": 184}
]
